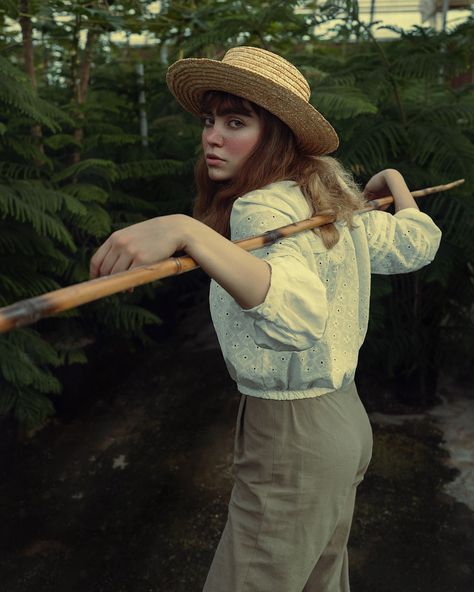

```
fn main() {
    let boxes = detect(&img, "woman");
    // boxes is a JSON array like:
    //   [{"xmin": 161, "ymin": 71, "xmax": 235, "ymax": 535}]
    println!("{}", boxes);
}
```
[{"xmin": 90, "ymin": 47, "xmax": 442, "ymax": 591}]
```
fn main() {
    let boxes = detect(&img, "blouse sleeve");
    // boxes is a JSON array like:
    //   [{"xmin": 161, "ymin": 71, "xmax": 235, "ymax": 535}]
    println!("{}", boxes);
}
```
[
  {"xmin": 359, "ymin": 207, "xmax": 442, "ymax": 275},
  {"xmin": 229, "ymin": 189, "xmax": 328, "ymax": 351}
]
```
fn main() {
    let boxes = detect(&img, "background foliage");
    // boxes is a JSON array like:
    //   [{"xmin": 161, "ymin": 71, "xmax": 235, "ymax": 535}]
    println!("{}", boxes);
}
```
[{"xmin": 0, "ymin": 0, "xmax": 473, "ymax": 433}]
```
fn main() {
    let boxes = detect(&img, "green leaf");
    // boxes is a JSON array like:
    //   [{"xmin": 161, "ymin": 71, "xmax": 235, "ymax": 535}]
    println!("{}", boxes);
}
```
[{"xmin": 52, "ymin": 159, "xmax": 117, "ymax": 183}]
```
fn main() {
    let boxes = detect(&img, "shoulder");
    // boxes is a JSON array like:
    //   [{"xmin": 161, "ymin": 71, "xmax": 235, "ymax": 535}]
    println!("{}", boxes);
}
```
[
  {"xmin": 230, "ymin": 181, "xmax": 311, "ymax": 241},
  {"xmin": 231, "ymin": 180, "xmax": 311, "ymax": 223}
]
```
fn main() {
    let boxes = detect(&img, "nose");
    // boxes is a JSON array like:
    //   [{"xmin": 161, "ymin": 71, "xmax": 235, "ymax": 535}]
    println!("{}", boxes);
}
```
[{"xmin": 204, "ymin": 124, "xmax": 224, "ymax": 147}]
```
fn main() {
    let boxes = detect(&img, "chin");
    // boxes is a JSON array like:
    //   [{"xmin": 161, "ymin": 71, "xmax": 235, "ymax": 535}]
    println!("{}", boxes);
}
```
[{"xmin": 207, "ymin": 169, "xmax": 232, "ymax": 182}]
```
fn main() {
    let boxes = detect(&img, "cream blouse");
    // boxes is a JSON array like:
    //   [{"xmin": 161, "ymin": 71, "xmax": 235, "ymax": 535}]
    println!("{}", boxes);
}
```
[{"xmin": 209, "ymin": 180, "xmax": 442, "ymax": 400}]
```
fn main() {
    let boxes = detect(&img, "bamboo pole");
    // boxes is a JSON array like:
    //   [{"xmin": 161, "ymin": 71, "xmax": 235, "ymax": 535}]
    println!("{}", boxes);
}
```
[{"xmin": 0, "ymin": 179, "xmax": 464, "ymax": 334}]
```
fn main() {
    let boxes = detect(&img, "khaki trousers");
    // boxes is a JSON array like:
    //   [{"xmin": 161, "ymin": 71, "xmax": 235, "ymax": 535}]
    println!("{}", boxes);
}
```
[{"xmin": 202, "ymin": 380, "xmax": 373, "ymax": 592}]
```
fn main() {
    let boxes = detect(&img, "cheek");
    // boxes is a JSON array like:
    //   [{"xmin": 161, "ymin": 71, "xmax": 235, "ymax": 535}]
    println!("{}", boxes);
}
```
[{"xmin": 227, "ymin": 134, "xmax": 259, "ymax": 157}]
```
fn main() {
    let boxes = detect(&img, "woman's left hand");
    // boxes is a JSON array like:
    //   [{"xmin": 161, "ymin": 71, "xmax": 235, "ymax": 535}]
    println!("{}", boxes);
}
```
[{"xmin": 89, "ymin": 214, "xmax": 189, "ymax": 280}]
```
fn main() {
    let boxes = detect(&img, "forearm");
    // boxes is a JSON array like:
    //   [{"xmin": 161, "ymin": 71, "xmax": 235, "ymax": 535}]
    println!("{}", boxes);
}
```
[
  {"xmin": 181, "ymin": 215, "xmax": 271, "ymax": 310},
  {"xmin": 385, "ymin": 169, "xmax": 419, "ymax": 213}
]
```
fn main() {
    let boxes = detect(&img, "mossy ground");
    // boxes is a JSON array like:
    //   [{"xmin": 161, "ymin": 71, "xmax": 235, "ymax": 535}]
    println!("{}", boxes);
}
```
[{"xmin": 1, "ymin": 286, "xmax": 473, "ymax": 592}]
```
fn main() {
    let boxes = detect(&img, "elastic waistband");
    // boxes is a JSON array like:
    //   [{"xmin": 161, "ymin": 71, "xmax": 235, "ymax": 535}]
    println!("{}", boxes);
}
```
[{"xmin": 237, "ymin": 379, "xmax": 356, "ymax": 400}]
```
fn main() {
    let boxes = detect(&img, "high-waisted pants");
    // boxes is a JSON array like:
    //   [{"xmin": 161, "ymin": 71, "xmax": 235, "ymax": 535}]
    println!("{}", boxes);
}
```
[{"xmin": 202, "ymin": 380, "xmax": 373, "ymax": 592}]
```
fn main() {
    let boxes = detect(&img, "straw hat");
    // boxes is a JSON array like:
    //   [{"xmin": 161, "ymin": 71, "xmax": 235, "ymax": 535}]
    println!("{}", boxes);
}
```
[{"xmin": 166, "ymin": 46, "xmax": 339, "ymax": 156}]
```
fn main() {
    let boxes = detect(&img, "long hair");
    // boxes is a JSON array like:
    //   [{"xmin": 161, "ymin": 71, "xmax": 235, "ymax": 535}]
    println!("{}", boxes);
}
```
[{"xmin": 193, "ymin": 91, "xmax": 368, "ymax": 249}]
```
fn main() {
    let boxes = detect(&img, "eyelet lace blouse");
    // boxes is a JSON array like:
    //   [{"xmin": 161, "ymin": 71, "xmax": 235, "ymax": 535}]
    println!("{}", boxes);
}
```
[{"xmin": 209, "ymin": 180, "xmax": 442, "ymax": 400}]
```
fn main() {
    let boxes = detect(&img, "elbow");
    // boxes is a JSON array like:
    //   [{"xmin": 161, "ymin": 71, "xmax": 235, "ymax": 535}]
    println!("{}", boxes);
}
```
[{"xmin": 252, "ymin": 304, "xmax": 329, "ymax": 352}]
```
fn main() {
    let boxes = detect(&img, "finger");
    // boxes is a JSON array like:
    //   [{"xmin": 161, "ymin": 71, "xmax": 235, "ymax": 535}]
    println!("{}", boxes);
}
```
[
  {"xmin": 99, "ymin": 250, "xmax": 122, "ymax": 277},
  {"xmin": 90, "ymin": 240, "xmax": 113, "ymax": 279},
  {"xmin": 109, "ymin": 253, "xmax": 134, "ymax": 276}
]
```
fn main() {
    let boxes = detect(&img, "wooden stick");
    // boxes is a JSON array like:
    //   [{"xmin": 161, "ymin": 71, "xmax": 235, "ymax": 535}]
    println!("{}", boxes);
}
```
[{"xmin": 0, "ymin": 178, "xmax": 464, "ymax": 334}]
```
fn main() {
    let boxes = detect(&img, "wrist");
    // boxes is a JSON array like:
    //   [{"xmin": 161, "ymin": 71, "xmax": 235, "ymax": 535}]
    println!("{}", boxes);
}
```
[{"xmin": 178, "ymin": 214, "xmax": 205, "ymax": 252}]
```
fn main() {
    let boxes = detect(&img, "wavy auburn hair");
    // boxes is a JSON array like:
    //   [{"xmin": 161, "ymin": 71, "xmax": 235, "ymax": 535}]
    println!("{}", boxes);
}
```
[{"xmin": 193, "ymin": 91, "xmax": 368, "ymax": 249}]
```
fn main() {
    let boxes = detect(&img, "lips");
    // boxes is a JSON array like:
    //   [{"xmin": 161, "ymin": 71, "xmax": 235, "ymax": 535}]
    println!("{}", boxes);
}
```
[{"xmin": 206, "ymin": 153, "xmax": 225, "ymax": 163}]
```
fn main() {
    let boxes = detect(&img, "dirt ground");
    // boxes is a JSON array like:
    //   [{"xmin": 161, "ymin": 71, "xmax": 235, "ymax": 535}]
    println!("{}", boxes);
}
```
[{"xmin": 1, "ymin": 282, "xmax": 473, "ymax": 592}]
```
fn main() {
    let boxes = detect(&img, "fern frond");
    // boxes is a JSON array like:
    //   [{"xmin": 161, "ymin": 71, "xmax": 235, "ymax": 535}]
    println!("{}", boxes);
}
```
[
  {"xmin": 13, "ymin": 387, "xmax": 57, "ymax": 428},
  {"xmin": 410, "ymin": 101, "xmax": 474, "ymax": 130},
  {"xmin": 0, "ymin": 382, "xmax": 16, "ymax": 415},
  {"xmin": 98, "ymin": 301, "xmax": 162, "ymax": 332},
  {"xmin": 0, "ymin": 270, "xmax": 60, "ymax": 300},
  {"xmin": 0, "ymin": 58, "xmax": 62, "ymax": 131},
  {"xmin": 44, "ymin": 134, "xmax": 81, "ymax": 150},
  {"xmin": 64, "ymin": 349, "xmax": 88, "ymax": 365},
  {"xmin": 109, "ymin": 190, "xmax": 160, "ymax": 214},
  {"xmin": 341, "ymin": 118, "xmax": 408, "ymax": 172},
  {"xmin": 80, "ymin": 202, "xmax": 112, "ymax": 237},
  {"xmin": 311, "ymin": 84, "xmax": 377, "ymax": 119},
  {"xmin": 409, "ymin": 124, "xmax": 474, "ymax": 175},
  {"xmin": 0, "ymin": 224, "xmax": 70, "ymax": 270},
  {"xmin": 114, "ymin": 159, "xmax": 185, "ymax": 180},
  {"xmin": 0, "ymin": 340, "xmax": 61, "ymax": 393},
  {"xmin": 52, "ymin": 159, "xmax": 117, "ymax": 183},
  {"xmin": 84, "ymin": 133, "xmax": 141, "ymax": 152},
  {"xmin": 0, "ymin": 135, "xmax": 52, "ymax": 166},
  {"xmin": 5, "ymin": 328, "xmax": 61, "ymax": 366},
  {"xmin": 0, "ymin": 184, "xmax": 76, "ymax": 249},
  {"xmin": 391, "ymin": 50, "xmax": 446, "ymax": 81},
  {"xmin": 61, "ymin": 183, "xmax": 109, "ymax": 204},
  {"xmin": 0, "ymin": 162, "xmax": 40, "ymax": 180}
]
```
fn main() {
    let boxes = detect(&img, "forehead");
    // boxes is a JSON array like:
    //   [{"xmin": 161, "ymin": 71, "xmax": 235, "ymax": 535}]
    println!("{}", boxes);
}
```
[{"xmin": 200, "ymin": 91, "xmax": 256, "ymax": 116}]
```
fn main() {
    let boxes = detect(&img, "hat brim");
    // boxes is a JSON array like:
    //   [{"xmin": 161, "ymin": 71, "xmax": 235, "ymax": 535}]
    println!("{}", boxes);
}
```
[{"xmin": 166, "ymin": 58, "xmax": 339, "ymax": 156}]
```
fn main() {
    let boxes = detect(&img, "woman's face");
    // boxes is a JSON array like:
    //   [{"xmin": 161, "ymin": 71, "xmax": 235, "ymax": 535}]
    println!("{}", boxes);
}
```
[{"xmin": 201, "ymin": 101, "xmax": 262, "ymax": 182}]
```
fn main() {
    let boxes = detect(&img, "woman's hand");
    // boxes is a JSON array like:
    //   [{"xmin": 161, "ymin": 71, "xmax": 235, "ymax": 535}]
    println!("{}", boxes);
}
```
[
  {"xmin": 363, "ymin": 169, "xmax": 418, "ymax": 213},
  {"xmin": 362, "ymin": 169, "xmax": 400, "ymax": 211},
  {"xmin": 89, "ymin": 214, "xmax": 189, "ymax": 280}
]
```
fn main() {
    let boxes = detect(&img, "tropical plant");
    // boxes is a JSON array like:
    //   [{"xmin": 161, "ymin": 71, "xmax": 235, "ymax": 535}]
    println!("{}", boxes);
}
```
[{"xmin": 1, "ymin": 0, "xmax": 473, "ymax": 437}]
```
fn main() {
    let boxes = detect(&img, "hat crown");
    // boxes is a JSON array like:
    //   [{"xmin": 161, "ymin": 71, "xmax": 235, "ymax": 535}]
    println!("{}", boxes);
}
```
[{"xmin": 221, "ymin": 46, "xmax": 311, "ymax": 103}]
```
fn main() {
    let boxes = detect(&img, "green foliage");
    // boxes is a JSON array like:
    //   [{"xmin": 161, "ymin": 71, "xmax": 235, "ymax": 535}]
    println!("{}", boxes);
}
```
[{"xmin": 0, "ymin": 0, "xmax": 473, "ymax": 433}]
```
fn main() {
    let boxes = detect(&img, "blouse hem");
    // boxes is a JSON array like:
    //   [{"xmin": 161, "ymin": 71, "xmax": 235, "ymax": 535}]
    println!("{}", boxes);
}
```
[{"xmin": 236, "ymin": 381, "xmax": 353, "ymax": 400}]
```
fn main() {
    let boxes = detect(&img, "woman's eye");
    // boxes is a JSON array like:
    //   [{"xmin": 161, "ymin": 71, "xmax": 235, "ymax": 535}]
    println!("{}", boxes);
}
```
[
  {"xmin": 228, "ymin": 119, "xmax": 244, "ymax": 128},
  {"xmin": 201, "ymin": 116, "xmax": 213, "ymax": 127}
]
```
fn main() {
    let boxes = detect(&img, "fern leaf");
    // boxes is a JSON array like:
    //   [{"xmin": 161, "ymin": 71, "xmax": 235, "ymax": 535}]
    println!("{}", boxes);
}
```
[
  {"xmin": 52, "ymin": 159, "xmax": 117, "ymax": 183},
  {"xmin": 0, "ymin": 341, "xmax": 61, "ymax": 393},
  {"xmin": 0, "ymin": 383, "xmax": 16, "ymax": 414},
  {"xmin": 61, "ymin": 183, "xmax": 109, "ymax": 204},
  {"xmin": 65, "ymin": 349, "xmax": 88, "ymax": 365},
  {"xmin": 13, "ymin": 387, "xmax": 57, "ymax": 429},
  {"xmin": 311, "ymin": 84, "xmax": 378, "ymax": 119},
  {"xmin": 0, "ymin": 135, "xmax": 52, "ymax": 167},
  {"xmin": 5, "ymin": 328, "xmax": 61, "ymax": 366},
  {"xmin": 0, "ymin": 184, "xmax": 76, "ymax": 249},
  {"xmin": 114, "ymin": 159, "xmax": 186, "ymax": 180},
  {"xmin": 98, "ymin": 302, "xmax": 162, "ymax": 332},
  {"xmin": 341, "ymin": 118, "xmax": 408, "ymax": 172},
  {"xmin": 44, "ymin": 134, "xmax": 82, "ymax": 150},
  {"xmin": 84, "ymin": 133, "xmax": 141, "ymax": 152},
  {"xmin": 0, "ymin": 162, "xmax": 40, "ymax": 180},
  {"xmin": 80, "ymin": 202, "xmax": 112, "ymax": 237}
]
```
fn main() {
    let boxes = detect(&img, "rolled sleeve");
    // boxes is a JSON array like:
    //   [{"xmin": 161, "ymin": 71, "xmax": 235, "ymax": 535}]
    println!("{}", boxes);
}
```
[
  {"xmin": 361, "ymin": 207, "xmax": 442, "ymax": 274},
  {"xmin": 231, "ymin": 189, "xmax": 328, "ymax": 351}
]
